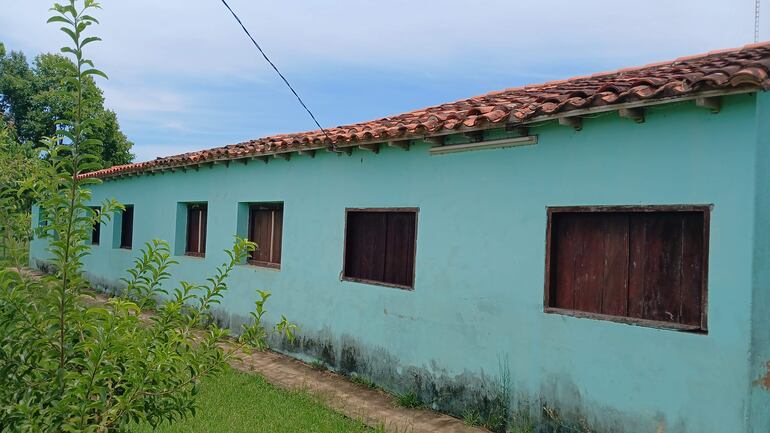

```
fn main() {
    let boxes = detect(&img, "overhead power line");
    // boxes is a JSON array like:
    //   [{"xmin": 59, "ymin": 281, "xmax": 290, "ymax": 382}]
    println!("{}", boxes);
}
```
[{"xmin": 218, "ymin": 0, "xmax": 335, "ymax": 147}]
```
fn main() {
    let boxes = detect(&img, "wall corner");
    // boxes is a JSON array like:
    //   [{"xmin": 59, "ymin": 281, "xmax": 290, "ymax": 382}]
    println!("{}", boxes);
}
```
[{"xmin": 747, "ymin": 90, "xmax": 770, "ymax": 432}]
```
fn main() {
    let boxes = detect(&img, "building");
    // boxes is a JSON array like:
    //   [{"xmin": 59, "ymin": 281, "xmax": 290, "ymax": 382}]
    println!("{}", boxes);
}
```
[{"xmin": 30, "ymin": 43, "xmax": 770, "ymax": 432}]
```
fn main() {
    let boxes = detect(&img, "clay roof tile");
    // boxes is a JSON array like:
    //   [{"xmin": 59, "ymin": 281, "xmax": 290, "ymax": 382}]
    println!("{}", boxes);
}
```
[{"xmin": 80, "ymin": 42, "xmax": 770, "ymax": 179}]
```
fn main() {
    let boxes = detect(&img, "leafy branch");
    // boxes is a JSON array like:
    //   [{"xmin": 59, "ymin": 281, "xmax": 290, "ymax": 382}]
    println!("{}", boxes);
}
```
[{"xmin": 0, "ymin": 2, "xmax": 299, "ymax": 432}]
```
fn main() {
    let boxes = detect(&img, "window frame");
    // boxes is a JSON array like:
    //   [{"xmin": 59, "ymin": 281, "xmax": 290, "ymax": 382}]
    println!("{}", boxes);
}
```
[
  {"xmin": 543, "ymin": 204, "xmax": 711, "ymax": 333},
  {"xmin": 90, "ymin": 206, "xmax": 101, "ymax": 245},
  {"xmin": 37, "ymin": 207, "xmax": 49, "ymax": 228},
  {"xmin": 341, "ymin": 207, "xmax": 419, "ymax": 290},
  {"xmin": 246, "ymin": 202, "xmax": 283, "ymax": 269},
  {"xmin": 119, "ymin": 205, "xmax": 134, "ymax": 250},
  {"xmin": 185, "ymin": 203, "xmax": 208, "ymax": 257}
]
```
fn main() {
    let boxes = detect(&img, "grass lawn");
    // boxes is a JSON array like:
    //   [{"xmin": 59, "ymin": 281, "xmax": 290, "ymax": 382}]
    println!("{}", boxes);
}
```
[{"xmin": 133, "ymin": 366, "xmax": 375, "ymax": 433}]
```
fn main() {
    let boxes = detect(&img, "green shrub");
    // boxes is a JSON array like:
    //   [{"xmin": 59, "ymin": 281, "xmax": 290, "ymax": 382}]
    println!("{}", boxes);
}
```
[
  {"xmin": 395, "ymin": 391, "xmax": 423, "ymax": 409},
  {"xmin": 350, "ymin": 373, "xmax": 378, "ymax": 389},
  {"xmin": 310, "ymin": 359, "xmax": 329, "ymax": 371},
  {"xmin": 462, "ymin": 408, "xmax": 483, "ymax": 427},
  {"xmin": 0, "ymin": 2, "xmax": 296, "ymax": 432}
]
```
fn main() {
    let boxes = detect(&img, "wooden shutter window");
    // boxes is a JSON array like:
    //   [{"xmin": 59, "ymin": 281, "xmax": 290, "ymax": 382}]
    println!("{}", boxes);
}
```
[
  {"xmin": 90, "ymin": 207, "xmax": 101, "ymax": 245},
  {"xmin": 343, "ymin": 209, "xmax": 417, "ymax": 289},
  {"xmin": 247, "ymin": 203, "xmax": 283, "ymax": 268},
  {"xmin": 545, "ymin": 206, "xmax": 709, "ymax": 332},
  {"xmin": 120, "ymin": 206, "xmax": 134, "ymax": 249},
  {"xmin": 185, "ymin": 204, "xmax": 207, "ymax": 257}
]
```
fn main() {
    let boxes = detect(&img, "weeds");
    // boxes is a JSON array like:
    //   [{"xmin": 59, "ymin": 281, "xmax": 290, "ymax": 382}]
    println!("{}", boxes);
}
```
[
  {"xmin": 463, "ymin": 408, "xmax": 483, "ymax": 427},
  {"xmin": 395, "ymin": 391, "xmax": 423, "ymax": 409},
  {"xmin": 350, "ymin": 373, "xmax": 378, "ymax": 389},
  {"xmin": 310, "ymin": 359, "xmax": 328, "ymax": 371},
  {"xmin": 510, "ymin": 408, "xmax": 536, "ymax": 433},
  {"xmin": 542, "ymin": 405, "xmax": 594, "ymax": 433},
  {"xmin": 464, "ymin": 355, "xmax": 513, "ymax": 432}
]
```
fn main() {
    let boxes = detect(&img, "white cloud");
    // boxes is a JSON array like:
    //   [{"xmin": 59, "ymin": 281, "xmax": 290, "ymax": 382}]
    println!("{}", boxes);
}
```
[
  {"xmin": 2, "ymin": 0, "xmax": 768, "ymax": 162},
  {"xmin": 100, "ymin": 84, "xmax": 188, "ymax": 114},
  {"xmin": 131, "ymin": 142, "xmax": 202, "ymax": 163},
  {"xmin": 2, "ymin": 0, "xmax": 765, "ymax": 81},
  {"xmin": 158, "ymin": 120, "xmax": 191, "ymax": 132}
]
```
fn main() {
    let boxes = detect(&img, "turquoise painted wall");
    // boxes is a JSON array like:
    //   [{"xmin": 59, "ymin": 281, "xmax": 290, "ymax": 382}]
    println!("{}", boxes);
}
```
[
  {"xmin": 748, "ymin": 91, "xmax": 770, "ymax": 433},
  {"xmin": 30, "ymin": 93, "xmax": 766, "ymax": 432}
]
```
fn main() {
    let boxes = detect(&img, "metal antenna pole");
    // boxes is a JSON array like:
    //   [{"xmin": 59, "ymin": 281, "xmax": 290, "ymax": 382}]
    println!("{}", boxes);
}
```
[{"xmin": 756, "ymin": 0, "xmax": 761, "ymax": 43}]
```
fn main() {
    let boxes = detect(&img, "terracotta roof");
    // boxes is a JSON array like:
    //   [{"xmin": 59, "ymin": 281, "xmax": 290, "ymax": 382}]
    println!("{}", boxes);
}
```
[{"xmin": 84, "ymin": 41, "xmax": 770, "ymax": 179}]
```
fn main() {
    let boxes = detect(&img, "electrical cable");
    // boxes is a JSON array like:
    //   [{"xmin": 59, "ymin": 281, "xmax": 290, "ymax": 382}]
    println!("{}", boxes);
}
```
[{"xmin": 218, "ymin": 0, "xmax": 336, "ymax": 150}]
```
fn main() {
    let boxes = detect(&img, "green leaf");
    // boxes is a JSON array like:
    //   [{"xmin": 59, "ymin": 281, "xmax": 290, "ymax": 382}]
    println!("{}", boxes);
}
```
[
  {"xmin": 80, "ymin": 36, "xmax": 101, "ymax": 47},
  {"xmin": 47, "ymin": 15, "xmax": 73, "ymax": 25},
  {"xmin": 80, "ymin": 69, "xmax": 108, "ymax": 80},
  {"xmin": 80, "ymin": 14, "xmax": 100, "ymax": 24},
  {"xmin": 60, "ymin": 26, "xmax": 79, "ymax": 45}
]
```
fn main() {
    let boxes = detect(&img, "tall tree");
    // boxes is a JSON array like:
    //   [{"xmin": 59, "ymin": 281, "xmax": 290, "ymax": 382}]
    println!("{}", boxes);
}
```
[{"xmin": 0, "ymin": 42, "xmax": 134, "ymax": 168}]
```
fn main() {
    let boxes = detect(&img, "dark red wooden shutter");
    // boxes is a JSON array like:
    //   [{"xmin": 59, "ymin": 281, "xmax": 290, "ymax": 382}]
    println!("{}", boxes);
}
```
[
  {"xmin": 185, "ymin": 205, "xmax": 207, "ymax": 255},
  {"xmin": 199, "ymin": 208, "xmax": 207, "ymax": 254},
  {"xmin": 383, "ymin": 212, "xmax": 416, "ymax": 287},
  {"xmin": 272, "ymin": 208, "xmax": 282, "ymax": 264},
  {"xmin": 628, "ymin": 212, "xmax": 704, "ymax": 325},
  {"xmin": 548, "ymin": 209, "xmax": 705, "ymax": 327},
  {"xmin": 248, "ymin": 204, "xmax": 283, "ymax": 265},
  {"xmin": 679, "ymin": 213, "xmax": 705, "ymax": 326},
  {"xmin": 187, "ymin": 208, "xmax": 200, "ymax": 254},
  {"xmin": 601, "ymin": 216, "xmax": 630, "ymax": 317},
  {"xmin": 344, "ymin": 210, "xmax": 417, "ymax": 288},
  {"xmin": 550, "ymin": 213, "xmax": 629, "ymax": 314},
  {"xmin": 345, "ymin": 212, "xmax": 387, "ymax": 282},
  {"xmin": 249, "ymin": 209, "xmax": 270, "ymax": 263}
]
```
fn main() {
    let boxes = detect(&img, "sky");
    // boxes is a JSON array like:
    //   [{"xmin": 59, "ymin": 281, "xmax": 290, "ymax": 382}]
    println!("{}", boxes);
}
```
[{"xmin": 1, "ymin": 0, "xmax": 768, "ymax": 162}]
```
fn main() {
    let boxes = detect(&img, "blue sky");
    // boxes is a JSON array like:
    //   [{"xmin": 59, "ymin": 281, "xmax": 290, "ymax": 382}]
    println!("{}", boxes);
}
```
[{"xmin": 2, "ymin": 0, "xmax": 768, "ymax": 162}]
